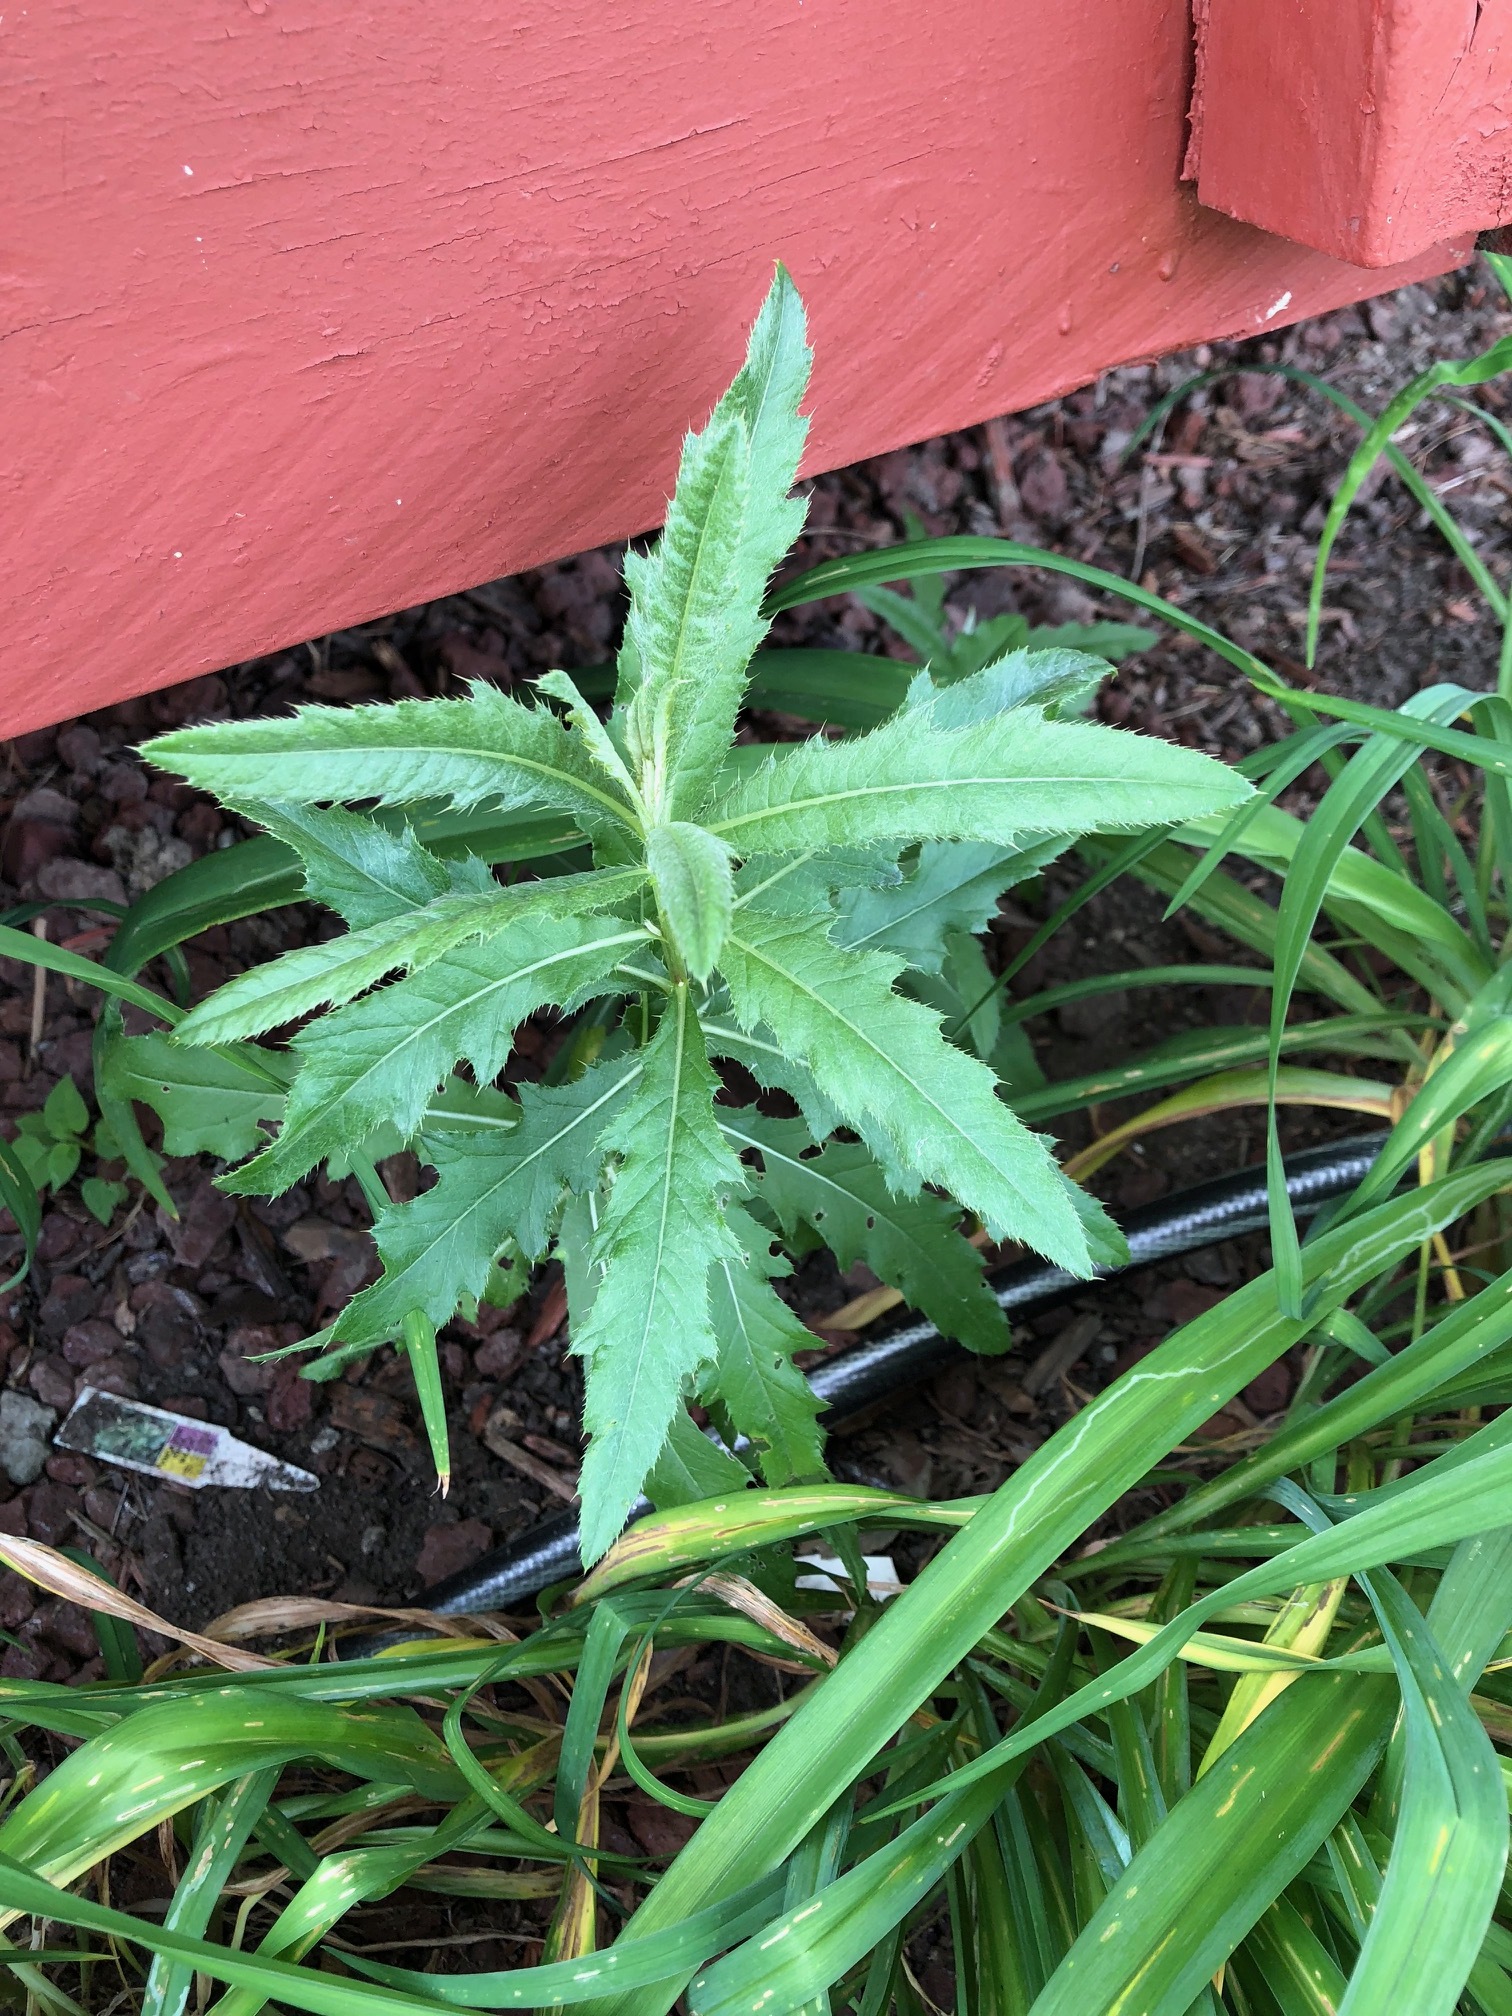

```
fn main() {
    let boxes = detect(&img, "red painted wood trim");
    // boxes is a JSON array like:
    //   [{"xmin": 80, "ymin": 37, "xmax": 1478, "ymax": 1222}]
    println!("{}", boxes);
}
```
[
  {"xmin": 1190, "ymin": 0, "xmax": 1512, "ymax": 267},
  {"xmin": 2, "ymin": 1, "xmax": 1469, "ymax": 738}
]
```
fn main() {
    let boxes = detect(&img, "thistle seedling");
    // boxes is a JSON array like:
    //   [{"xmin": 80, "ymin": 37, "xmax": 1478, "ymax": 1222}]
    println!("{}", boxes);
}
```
[{"xmin": 141, "ymin": 269, "xmax": 1250, "ymax": 1555}]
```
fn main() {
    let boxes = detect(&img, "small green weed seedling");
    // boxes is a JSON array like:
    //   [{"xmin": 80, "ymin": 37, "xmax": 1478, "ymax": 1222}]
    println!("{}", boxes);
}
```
[
  {"xmin": 130, "ymin": 271, "xmax": 1247, "ymax": 1554},
  {"xmin": 11, "ymin": 1074, "xmax": 126, "ymax": 1227}
]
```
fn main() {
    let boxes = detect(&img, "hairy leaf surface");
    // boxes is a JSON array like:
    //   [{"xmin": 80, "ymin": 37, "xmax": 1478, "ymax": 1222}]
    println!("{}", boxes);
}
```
[
  {"xmin": 720, "ymin": 907, "xmax": 1090, "ymax": 1269},
  {"xmin": 623, "ymin": 410, "xmax": 756, "ymax": 821},
  {"xmin": 647, "ymin": 824, "xmax": 734, "ymax": 982},
  {"xmin": 145, "ymin": 686, "xmax": 642, "ymax": 837},
  {"xmin": 573, "ymin": 989, "xmax": 747, "ymax": 1559},
  {"xmin": 177, "ymin": 868, "xmax": 647, "ymax": 1046},
  {"xmin": 708, "ymin": 1213, "xmax": 827, "ymax": 1486},
  {"xmin": 333, "ymin": 1054, "xmax": 646, "ymax": 1347},
  {"xmin": 242, "ymin": 802, "xmax": 486, "ymax": 928},
  {"xmin": 99, "ymin": 1032, "xmax": 294, "ymax": 1163},
  {"xmin": 647, "ymin": 1408, "xmax": 753, "ymax": 1512},
  {"xmin": 708, "ymin": 707, "xmax": 1250, "ymax": 855},
  {"xmin": 618, "ymin": 268, "xmax": 810, "ymax": 820},
  {"xmin": 833, "ymin": 839, "xmax": 1062, "ymax": 973},
  {"xmin": 227, "ymin": 918, "xmax": 646, "ymax": 1195},
  {"xmin": 726, "ymin": 1108, "xmax": 1008, "ymax": 1353}
]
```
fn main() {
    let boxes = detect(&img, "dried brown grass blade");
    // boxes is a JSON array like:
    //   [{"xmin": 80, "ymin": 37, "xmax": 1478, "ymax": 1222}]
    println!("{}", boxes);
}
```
[
  {"xmin": 679, "ymin": 1571, "xmax": 838, "ymax": 1669},
  {"xmin": 0, "ymin": 1534, "xmax": 273, "ymax": 1673},
  {"xmin": 201, "ymin": 1596, "xmax": 519, "ymax": 1644}
]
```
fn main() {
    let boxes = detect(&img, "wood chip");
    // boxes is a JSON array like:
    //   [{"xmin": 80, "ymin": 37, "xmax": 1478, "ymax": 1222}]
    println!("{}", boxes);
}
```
[{"xmin": 483, "ymin": 1408, "xmax": 579, "ymax": 1502}]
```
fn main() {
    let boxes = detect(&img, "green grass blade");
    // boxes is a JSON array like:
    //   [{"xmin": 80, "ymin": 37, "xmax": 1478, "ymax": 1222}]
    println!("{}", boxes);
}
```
[
  {"xmin": 582, "ymin": 1165, "xmax": 1512, "ymax": 2016},
  {"xmin": 1308, "ymin": 329, "xmax": 1512, "ymax": 662},
  {"xmin": 764, "ymin": 538, "xmax": 1271, "ymax": 685},
  {"xmin": 143, "ymin": 1769, "xmax": 279, "ymax": 2016},
  {"xmin": 1131, "ymin": 1268, "xmax": 1512, "ymax": 1546},
  {"xmin": 1032, "ymin": 1670, "xmax": 1391, "ymax": 2015},
  {"xmin": 0, "ymin": 1693, "xmax": 462, "ymax": 1886},
  {"xmin": 1335, "ymin": 1565, "xmax": 1507, "ymax": 2016},
  {"xmin": 0, "ymin": 923, "xmax": 180, "ymax": 1026}
]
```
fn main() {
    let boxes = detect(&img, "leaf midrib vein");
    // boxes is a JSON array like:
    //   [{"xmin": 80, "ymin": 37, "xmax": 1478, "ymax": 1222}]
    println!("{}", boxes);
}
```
[
  {"xmin": 378, "ymin": 1063, "xmax": 646, "ymax": 1291},
  {"xmin": 710, "ymin": 773, "xmax": 1168, "ymax": 837},
  {"xmin": 220, "ymin": 743, "xmax": 641, "ymax": 829},
  {"xmin": 289, "ymin": 929, "xmax": 643, "ymax": 1125},
  {"xmin": 725, "ymin": 928, "xmax": 995, "ymax": 1183}
]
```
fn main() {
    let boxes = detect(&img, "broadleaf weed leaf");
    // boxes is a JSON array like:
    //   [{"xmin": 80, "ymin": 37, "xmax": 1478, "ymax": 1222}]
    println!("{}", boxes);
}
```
[
  {"xmin": 720, "ymin": 904, "xmax": 1092, "ymax": 1268},
  {"xmin": 573, "ymin": 987, "xmax": 747, "ymax": 1559},
  {"xmin": 333, "ymin": 1052, "xmax": 645, "ymax": 1349},
  {"xmin": 175, "ymin": 867, "xmax": 648, "ymax": 1047},
  {"xmin": 224, "ymin": 916, "xmax": 647, "ymax": 1196},
  {"xmin": 728, "ymin": 1107, "xmax": 1009, "ymax": 1354},
  {"xmin": 707, "ymin": 704, "xmax": 1251, "ymax": 856},
  {"xmin": 708, "ymin": 1208, "xmax": 827, "ymax": 1486},
  {"xmin": 134, "ymin": 269, "xmax": 1247, "ymax": 1537}
]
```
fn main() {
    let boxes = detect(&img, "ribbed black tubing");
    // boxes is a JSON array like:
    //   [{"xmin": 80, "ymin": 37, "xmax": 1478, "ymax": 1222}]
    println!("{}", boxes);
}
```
[{"xmin": 416, "ymin": 1133, "xmax": 1388, "ymax": 1616}]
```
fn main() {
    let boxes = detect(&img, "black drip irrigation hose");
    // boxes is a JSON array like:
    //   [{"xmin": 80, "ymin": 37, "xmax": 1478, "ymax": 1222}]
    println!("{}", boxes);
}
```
[{"xmin": 413, "ymin": 1132, "xmax": 1391, "ymax": 1619}]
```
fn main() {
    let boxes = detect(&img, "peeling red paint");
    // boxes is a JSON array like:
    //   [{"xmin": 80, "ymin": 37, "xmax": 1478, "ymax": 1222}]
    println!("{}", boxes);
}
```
[{"xmin": 1, "ymin": 0, "xmax": 1472, "ymax": 736}]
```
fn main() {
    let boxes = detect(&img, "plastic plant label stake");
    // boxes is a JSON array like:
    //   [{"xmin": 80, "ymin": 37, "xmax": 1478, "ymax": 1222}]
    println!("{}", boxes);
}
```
[{"xmin": 56, "ymin": 1387, "xmax": 318, "ymax": 1492}]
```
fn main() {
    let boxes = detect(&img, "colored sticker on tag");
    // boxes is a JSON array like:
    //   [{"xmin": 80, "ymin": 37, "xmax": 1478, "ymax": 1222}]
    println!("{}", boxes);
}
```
[{"xmin": 156, "ymin": 1422, "xmax": 218, "ymax": 1481}]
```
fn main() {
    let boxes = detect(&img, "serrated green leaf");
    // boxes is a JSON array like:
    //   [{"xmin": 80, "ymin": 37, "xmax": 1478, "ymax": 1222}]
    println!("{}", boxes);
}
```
[
  {"xmin": 98, "ymin": 1031, "xmax": 296, "ymax": 1161},
  {"xmin": 905, "ymin": 648, "xmax": 1109, "ymax": 726},
  {"xmin": 707, "ymin": 1212, "xmax": 826, "ymax": 1486},
  {"xmin": 723, "ymin": 1108, "xmax": 1008, "ymax": 1354},
  {"xmin": 42, "ymin": 1073, "xmax": 89, "ymax": 1140},
  {"xmin": 833, "ymin": 839, "xmax": 1061, "ymax": 974},
  {"xmin": 143, "ymin": 685, "xmax": 642, "ymax": 841},
  {"xmin": 572, "ymin": 988, "xmax": 747, "ymax": 1560},
  {"xmin": 720, "ymin": 906, "xmax": 1089, "ymax": 1269},
  {"xmin": 647, "ymin": 823, "xmax": 733, "ymax": 982},
  {"xmin": 718, "ymin": 264, "xmax": 811, "ymax": 612},
  {"xmin": 176, "ymin": 867, "xmax": 647, "ymax": 1047},
  {"xmin": 699, "ymin": 1013, "xmax": 839, "ymax": 1141},
  {"xmin": 535, "ymin": 671, "xmax": 645, "ymax": 805},
  {"xmin": 622, "ymin": 408, "xmax": 756, "ymax": 819},
  {"xmin": 246, "ymin": 801, "xmax": 488, "ymax": 927},
  {"xmin": 708, "ymin": 706, "xmax": 1250, "ymax": 856},
  {"xmin": 646, "ymin": 1407, "xmax": 753, "ymax": 1511},
  {"xmin": 227, "ymin": 917, "xmax": 647, "ymax": 1195},
  {"xmin": 929, "ymin": 927, "xmax": 1001, "ymax": 1059},
  {"xmin": 618, "ymin": 268, "xmax": 811, "ymax": 821},
  {"xmin": 332, "ymin": 1054, "xmax": 645, "ymax": 1347}
]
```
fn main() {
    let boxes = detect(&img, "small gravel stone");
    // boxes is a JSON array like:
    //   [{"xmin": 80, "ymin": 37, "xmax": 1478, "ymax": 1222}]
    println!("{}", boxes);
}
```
[{"xmin": 0, "ymin": 1391, "xmax": 57, "ymax": 1486}]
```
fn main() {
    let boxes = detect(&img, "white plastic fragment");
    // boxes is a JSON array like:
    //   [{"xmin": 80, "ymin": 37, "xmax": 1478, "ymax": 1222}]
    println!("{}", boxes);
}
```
[
  {"xmin": 56, "ymin": 1386, "xmax": 318, "ymax": 1492},
  {"xmin": 794, "ymin": 1552, "xmax": 904, "ymax": 1600}
]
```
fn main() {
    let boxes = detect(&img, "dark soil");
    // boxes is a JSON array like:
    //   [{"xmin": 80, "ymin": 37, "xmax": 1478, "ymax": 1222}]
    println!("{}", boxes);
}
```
[{"xmin": 2, "ymin": 264, "xmax": 1509, "ymax": 1685}]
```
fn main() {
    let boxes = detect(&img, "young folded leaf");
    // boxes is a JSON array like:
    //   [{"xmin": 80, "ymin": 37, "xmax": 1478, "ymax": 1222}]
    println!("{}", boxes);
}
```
[
  {"xmin": 617, "ymin": 266, "xmax": 811, "ymax": 822},
  {"xmin": 647, "ymin": 824, "xmax": 734, "ymax": 982}
]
